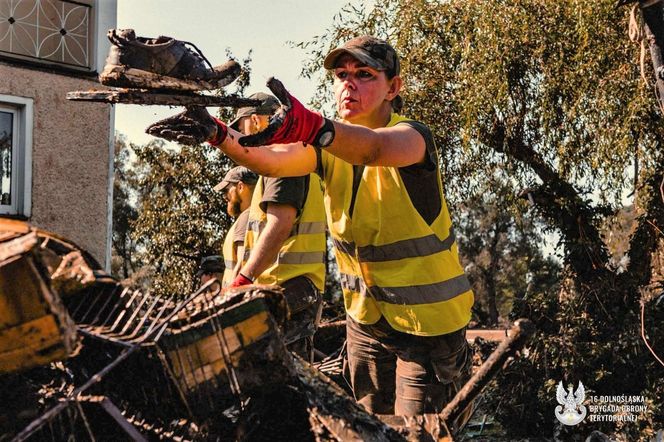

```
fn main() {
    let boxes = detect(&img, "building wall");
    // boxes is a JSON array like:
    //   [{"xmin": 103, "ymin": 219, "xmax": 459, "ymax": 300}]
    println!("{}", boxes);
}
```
[{"xmin": 0, "ymin": 62, "xmax": 112, "ymax": 263}]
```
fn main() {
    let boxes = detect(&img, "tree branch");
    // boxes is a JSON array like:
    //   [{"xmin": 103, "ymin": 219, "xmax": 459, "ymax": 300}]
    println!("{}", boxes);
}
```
[
  {"xmin": 625, "ymin": 166, "xmax": 664, "ymax": 288},
  {"xmin": 484, "ymin": 116, "xmax": 610, "ymax": 278}
]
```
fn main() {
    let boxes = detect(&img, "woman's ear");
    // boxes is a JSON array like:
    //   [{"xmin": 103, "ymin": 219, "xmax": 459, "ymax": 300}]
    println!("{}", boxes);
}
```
[{"xmin": 386, "ymin": 75, "xmax": 402, "ymax": 101}]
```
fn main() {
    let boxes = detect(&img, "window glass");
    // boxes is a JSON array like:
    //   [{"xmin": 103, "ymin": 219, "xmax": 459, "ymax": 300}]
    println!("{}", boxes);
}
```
[{"xmin": 0, "ymin": 111, "xmax": 12, "ymax": 207}]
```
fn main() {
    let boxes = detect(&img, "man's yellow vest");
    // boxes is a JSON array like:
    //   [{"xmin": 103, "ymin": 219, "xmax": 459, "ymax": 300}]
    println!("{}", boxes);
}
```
[
  {"xmin": 221, "ymin": 212, "xmax": 246, "ymax": 288},
  {"xmin": 321, "ymin": 113, "xmax": 474, "ymax": 336},
  {"xmin": 242, "ymin": 175, "xmax": 327, "ymax": 291}
]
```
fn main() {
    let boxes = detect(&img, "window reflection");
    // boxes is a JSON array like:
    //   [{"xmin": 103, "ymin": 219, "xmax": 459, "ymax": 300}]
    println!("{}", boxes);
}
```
[{"xmin": 0, "ymin": 111, "xmax": 13, "ymax": 206}]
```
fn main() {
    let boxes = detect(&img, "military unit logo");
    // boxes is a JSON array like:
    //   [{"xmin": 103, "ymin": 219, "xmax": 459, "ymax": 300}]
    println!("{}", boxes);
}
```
[{"xmin": 555, "ymin": 381, "xmax": 587, "ymax": 426}]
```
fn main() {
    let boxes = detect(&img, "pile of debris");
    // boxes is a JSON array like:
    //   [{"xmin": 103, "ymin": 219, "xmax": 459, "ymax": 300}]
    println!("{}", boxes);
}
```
[{"xmin": 0, "ymin": 219, "xmax": 534, "ymax": 441}]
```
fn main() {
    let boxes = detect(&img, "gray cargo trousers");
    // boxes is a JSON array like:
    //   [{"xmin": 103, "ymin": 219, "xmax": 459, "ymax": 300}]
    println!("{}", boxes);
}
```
[{"xmin": 344, "ymin": 315, "xmax": 473, "ymax": 425}]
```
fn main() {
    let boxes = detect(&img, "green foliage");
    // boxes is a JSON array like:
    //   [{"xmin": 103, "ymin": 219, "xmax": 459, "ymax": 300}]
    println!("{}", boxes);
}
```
[
  {"xmin": 128, "ymin": 140, "xmax": 231, "ymax": 295},
  {"xmin": 456, "ymin": 174, "xmax": 561, "ymax": 326},
  {"xmin": 111, "ymin": 134, "xmax": 140, "ymax": 279}
]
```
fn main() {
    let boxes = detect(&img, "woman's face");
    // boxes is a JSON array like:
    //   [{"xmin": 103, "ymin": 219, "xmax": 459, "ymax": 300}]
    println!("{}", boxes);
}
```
[{"xmin": 333, "ymin": 54, "xmax": 398, "ymax": 124}]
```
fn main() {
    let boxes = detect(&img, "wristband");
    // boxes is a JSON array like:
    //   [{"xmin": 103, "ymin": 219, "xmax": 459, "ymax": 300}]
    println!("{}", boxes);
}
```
[
  {"xmin": 208, "ymin": 117, "xmax": 228, "ymax": 146},
  {"xmin": 312, "ymin": 118, "xmax": 335, "ymax": 148}
]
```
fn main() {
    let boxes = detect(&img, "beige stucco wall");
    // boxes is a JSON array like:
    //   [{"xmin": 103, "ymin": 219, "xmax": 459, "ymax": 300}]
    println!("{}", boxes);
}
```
[{"xmin": 0, "ymin": 62, "xmax": 112, "ymax": 265}]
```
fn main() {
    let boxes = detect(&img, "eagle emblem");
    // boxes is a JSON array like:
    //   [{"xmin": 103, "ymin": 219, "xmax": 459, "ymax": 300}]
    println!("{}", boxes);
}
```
[{"xmin": 555, "ymin": 381, "xmax": 587, "ymax": 425}]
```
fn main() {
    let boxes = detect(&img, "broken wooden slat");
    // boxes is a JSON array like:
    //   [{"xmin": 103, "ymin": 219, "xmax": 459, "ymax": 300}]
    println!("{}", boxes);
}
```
[
  {"xmin": 465, "ymin": 329, "xmax": 509, "ymax": 342},
  {"xmin": 66, "ymin": 89, "xmax": 261, "ymax": 107}
]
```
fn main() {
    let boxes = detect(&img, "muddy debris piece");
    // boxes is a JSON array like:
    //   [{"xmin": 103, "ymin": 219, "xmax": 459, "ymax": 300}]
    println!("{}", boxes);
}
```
[
  {"xmin": 67, "ymin": 28, "xmax": 261, "ymax": 108},
  {"xmin": 0, "ymin": 220, "xmax": 79, "ymax": 374},
  {"xmin": 66, "ymin": 89, "xmax": 262, "ymax": 107},
  {"xmin": 100, "ymin": 28, "xmax": 241, "ymax": 91}
]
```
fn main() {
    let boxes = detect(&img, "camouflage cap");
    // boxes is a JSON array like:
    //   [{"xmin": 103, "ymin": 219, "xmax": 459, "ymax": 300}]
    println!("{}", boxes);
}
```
[
  {"xmin": 229, "ymin": 92, "xmax": 280, "ymax": 130},
  {"xmin": 213, "ymin": 166, "xmax": 258, "ymax": 193},
  {"xmin": 323, "ymin": 35, "xmax": 400, "ymax": 77}
]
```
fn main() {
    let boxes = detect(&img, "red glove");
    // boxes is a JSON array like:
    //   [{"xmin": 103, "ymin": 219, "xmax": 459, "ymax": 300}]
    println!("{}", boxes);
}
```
[
  {"xmin": 208, "ymin": 116, "xmax": 228, "ymax": 146},
  {"xmin": 229, "ymin": 273, "xmax": 253, "ymax": 288},
  {"xmin": 239, "ymin": 77, "xmax": 327, "ymax": 147}
]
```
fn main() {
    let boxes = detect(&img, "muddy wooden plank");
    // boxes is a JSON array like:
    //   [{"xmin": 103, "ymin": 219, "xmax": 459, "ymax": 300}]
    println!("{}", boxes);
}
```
[
  {"xmin": 0, "ymin": 241, "xmax": 79, "ymax": 373},
  {"xmin": 66, "ymin": 90, "xmax": 261, "ymax": 107}
]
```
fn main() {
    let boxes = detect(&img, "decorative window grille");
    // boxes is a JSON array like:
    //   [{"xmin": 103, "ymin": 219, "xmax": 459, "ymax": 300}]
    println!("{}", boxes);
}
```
[{"xmin": 0, "ymin": 0, "xmax": 94, "ymax": 71}]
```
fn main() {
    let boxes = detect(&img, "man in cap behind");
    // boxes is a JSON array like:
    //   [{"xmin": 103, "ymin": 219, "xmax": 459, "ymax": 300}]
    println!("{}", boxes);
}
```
[
  {"xmin": 226, "ymin": 92, "xmax": 327, "ymax": 362},
  {"xmin": 215, "ymin": 166, "xmax": 258, "ymax": 287},
  {"xmin": 197, "ymin": 255, "xmax": 224, "ymax": 287}
]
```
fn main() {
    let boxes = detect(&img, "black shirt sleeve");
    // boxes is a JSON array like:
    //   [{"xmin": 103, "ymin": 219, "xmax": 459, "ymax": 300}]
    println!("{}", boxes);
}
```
[
  {"xmin": 395, "ymin": 120, "xmax": 442, "ymax": 225},
  {"xmin": 260, "ymin": 175, "xmax": 309, "ymax": 214},
  {"xmin": 397, "ymin": 120, "xmax": 438, "ymax": 172}
]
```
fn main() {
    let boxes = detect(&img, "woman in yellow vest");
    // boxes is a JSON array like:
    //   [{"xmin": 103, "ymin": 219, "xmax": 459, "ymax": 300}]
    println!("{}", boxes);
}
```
[{"xmin": 148, "ymin": 36, "xmax": 474, "ymax": 423}]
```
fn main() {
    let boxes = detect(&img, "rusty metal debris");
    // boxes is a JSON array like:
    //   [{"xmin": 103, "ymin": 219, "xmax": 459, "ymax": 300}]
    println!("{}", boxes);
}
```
[{"xmin": 0, "ymin": 219, "xmax": 536, "ymax": 441}]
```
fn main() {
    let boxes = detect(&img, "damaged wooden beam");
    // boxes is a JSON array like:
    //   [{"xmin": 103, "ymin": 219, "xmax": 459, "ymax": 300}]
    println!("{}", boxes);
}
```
[
  {"xmin": 66, "ymin": 89, "xmax": 261, "ymax": 107},
  {"xmin": 440, "ymin": 319, "xmax": 535, "ymax": 427},
  {"xmin": 0, "ymin": 222, "xmax": 79, "ymax": 374}
]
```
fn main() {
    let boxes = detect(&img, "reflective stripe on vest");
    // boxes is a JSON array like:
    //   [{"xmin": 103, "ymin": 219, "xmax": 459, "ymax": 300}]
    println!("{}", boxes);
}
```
[
  {"xmin": 322, "ymin": 113, "xmax": 474, "ymax": 336},
  {"xmin": 339, "ymin": 272, "xmax": 471, "ymax": 305},
  {"xmin": 248, "ymin": 219, "xmax": 327, "ymax": 236},
  {"xmin": 242, "ymin": 175, "xmax": 327, "ymax": 291},
  {"xmin": 333, "ymin": 229, "xmax": 457, "ymax": 262},
  {"xmin": 243, "ymin": 248, "xmax": 325, "ymax": 265}
]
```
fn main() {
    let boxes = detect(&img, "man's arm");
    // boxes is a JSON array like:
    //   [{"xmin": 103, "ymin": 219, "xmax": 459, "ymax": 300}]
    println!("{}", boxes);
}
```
[
  {"xmin": 231, "ymin": 242, "xmax": 244, "ymax": 280},
  {"xmin": 238, "ymin": 202, "xmax": 296, "ymax": 281}
]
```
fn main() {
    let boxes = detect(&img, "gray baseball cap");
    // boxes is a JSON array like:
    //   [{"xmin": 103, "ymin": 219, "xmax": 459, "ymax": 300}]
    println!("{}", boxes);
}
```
[
  {"xmin": 229, "ymin": 92, "xmax": 280, "ymax": 130},
  {"xmin": 323, "ymin": 35, "xmax": 400, "ymax": 77},
  {"xmin": 213, "ymin": 166, "xmax": 258, "ymax": 193}
]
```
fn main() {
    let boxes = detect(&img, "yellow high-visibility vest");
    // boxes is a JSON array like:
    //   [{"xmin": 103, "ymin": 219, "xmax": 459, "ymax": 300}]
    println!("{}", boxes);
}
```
[
  {"xmin": 242, "ymin": 175, "xmax": 327, "ymax": 291},
  {"xmin": 221, "ymin": 211, "xmax": 247, "ymax": 288},
  {"xmin": 321, "ymin": 113, "xmax": 474, "ymax": 336}
]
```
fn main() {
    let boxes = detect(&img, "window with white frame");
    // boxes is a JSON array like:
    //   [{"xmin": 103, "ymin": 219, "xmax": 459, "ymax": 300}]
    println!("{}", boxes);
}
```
[{"xmin": 0, "ymin": 95, "xmax": 32, "ymax": 217}]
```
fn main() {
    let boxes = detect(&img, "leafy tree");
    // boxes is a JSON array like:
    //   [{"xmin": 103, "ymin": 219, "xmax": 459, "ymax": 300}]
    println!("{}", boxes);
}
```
[
  {"xmin": 111, "ymin": 133, "xmax": 140, "ymax": 279},
  {"xmin": 129, "ymin": 140, "xmax": 230, "ymax": 295},
  {"xmin": 301, "ymin": 0, "xmax": 664, "ymax": 438},
  {"xmin": 456, "ymin": 175, "xmax": 561, "ymax": 326}
]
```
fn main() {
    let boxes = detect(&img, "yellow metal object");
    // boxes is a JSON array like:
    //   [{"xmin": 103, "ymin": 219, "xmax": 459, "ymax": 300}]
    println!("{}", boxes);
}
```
[
  {"xmin": 160, "ymin": 288, "xmax": 293, "ymax": 418},
  {"xmin": 167, "ymin": 310, "xmax": 271, "ymax": 388},
  {"xmin": 0, "ymin": 220, "xmax": 78, "ymax": 373}
]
